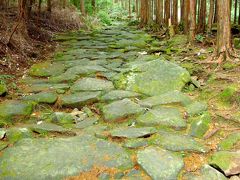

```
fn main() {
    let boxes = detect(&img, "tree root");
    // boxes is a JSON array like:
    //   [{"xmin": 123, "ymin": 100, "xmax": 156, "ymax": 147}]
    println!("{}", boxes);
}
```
[{"xmin": 199, "ymin": 48, "xmax": 240, "ymax": 71}]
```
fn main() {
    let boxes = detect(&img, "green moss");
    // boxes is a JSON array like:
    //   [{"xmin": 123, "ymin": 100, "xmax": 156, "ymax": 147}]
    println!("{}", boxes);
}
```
[
  {"xmin": 218, "ymin": 133, "xmax": 240, "ymax": 150},
  {"xmin": 0, "ymin": 84, "xmax": 7, "ymax": 96},
  {"xmin": 218, "ymin": 86, "xmax": 237, "ymax": 104},
  {"xmin": 222, "ymin": 62, "xmax": 238, "ymax": 70}
]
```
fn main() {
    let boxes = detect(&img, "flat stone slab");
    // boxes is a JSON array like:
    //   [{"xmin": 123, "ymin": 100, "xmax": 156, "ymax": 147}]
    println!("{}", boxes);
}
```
[
  {"xmin": 209, "ymin": 151, "xmax": 240, "ymax": 176},
  {"xmin": 50, "ymin": 112, "xmax": 75, "ymax": 125},
  {"xmin": 110, "ymin": 127, "xmax": 157, "ymax": 139},
  {"xmin": 218, "ymin": 133, "xmax": 240, "ymax": 151},
  {"xmin": 22, "ymin": 92, "xmax": 58, "ymax": 104},
  {"xmin": 65, "ymin": 65, "xmax": 108, "ymax": 76},
  {"xmin": 29, "ymin": 62, "xmax": 65, "ymax": 77},
  {"xmin": 184, "ymin": 165, "xmax": 227, "ymax": 180},
  {"xmin": 154, "ymin": 131, "xmax": 207, "ymax": 153},
  {"xmin": 0, "ymin": 135, "xmax": 133, "ymax": 180},
  {"xmin": 116, "ymin": 59, "xmax": 190, "ymax": 96},
  {"xmin": 0, "ymin": 84, "xmax": 7, "ymax": 96},
  {"xmin": 75, "ymin": 117, "xmax": 99, "ymax": 129},
  {"xmin": 139, "ymin": 90, "xmax": 192, "ymax": 108},
  {"xmin": 123, "ymin": 139, "xmax": 149, "ymax": 149},
  {"xmin": 60, "ymin": 91, "xmax": 101, "ymax": 108},
  {"xmin": 136, "ymin": 107, "xmax": 186, "ymax": 129},
  {"xmin": 137, "ymin": 147, "xmax": 184, "ymax": 180},
  {"xmin": 102, "ymin": 99, "xmax": 143, "ymax": 122},
  {"xmin": 100, "ymin": 90, "xmax": 141, "ymax": 101},
  {"xmin": 6, "ymin": 127, "xmax": 32, "ymax": 143},
  {"xmin": 24, "ymin": 83, "xmax": 70, "ymax": 93},
  {"xmin": 31, "ymin": 122, "xmax": 69, "ymax": 134},
  {"xmin": 189, "ymin": 113, "xmax": 211, "ymax": 138},
  {"xmin": 71, "ymin": 78, "xmax": 114, "ymax": 92},
  {"xmin": 0, "ymin": 100, "xmax": 33, "ymax": 120},
  {"xmin": 186, "ymin": 101, "xmax": 208, "ymax": 116}
]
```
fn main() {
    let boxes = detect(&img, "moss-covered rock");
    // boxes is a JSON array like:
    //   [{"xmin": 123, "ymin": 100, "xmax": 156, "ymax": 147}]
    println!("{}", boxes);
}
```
[
  {"xmin": 189, "ymin": 112, "xmax": 211, "ymax": 138},
  {"xmin": 60, "ymin": 91, "xmax": 101, "ymax": 108},
  {"xmin": 100, "ymin": 90, "xmax": 141, "ymax": 101},
  {"xmin": 186, "ymin": 101, "xmax": 208, "ymax": 116},
  {"xmin": 137, "ymin": 147, "xmax": 184, "ymax": 180},
  {"xmin": 0, "ymin": 135, "xmax": 133, "ymax": 179},
  {"xmin": 139, "ymin": 90, "xmax": 192, "ymax": 108},
  {"xmin": 22, "ymin": 92, "xmax": 58, "ymax": 104},
  {"xmin": 218, "ymin": 133, "xmax": 240, "ymax": 151},
  {"xmin": 6, "ymin": 127, "xmax": 32, "ymax": 143},
  {"xmin": 0, "ymin": 84, "xmax": 7, "ymax": 96},
  {"xmin": 70, "ymin": 78, "xmax": 114, "ymax": 92},
  {"xmin": 153, "ymin": 131, "xmax": 208, "ymax": 153},
  {"xmin": 0, "ymin": 100, "xmax": 33, "ymax": 124},
  {"xmin": 209, "ymin": 151, "xmax": 240, "ymax": 176},
  {"xmin": 110, "ymin": 127, "xmax": 157, "ymax": 139},
  {"xmin": 136, "ymin": 106, "xmax": 186, "ymax": 129},
  {"xmin": 29, "ymin": 62, "xmax": 65, "ymax": 77},
  {"xmin": 115, "ymin": 59, "xmax": 191, "ymax": 96},
  {"xmin": 102, "ymin": 99, "xmax": 143, "ymax": 122}
]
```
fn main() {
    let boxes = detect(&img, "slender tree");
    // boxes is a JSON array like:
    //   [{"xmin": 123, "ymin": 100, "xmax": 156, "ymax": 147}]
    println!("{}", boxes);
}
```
[
  {"xmin": 80, "ymin": 0, "xmax": 85, "ymax": 16},
  {"xmin": 207, "ymin": 0, "xmax": 214, "ymax": 34},
  {"xmin": 189, "ymin": 0, "xmax": 196, "ymax": 42},
  {"xmin": 140, "ymin": 0, "xmax": 149, "ymax": 27},
  {"xmin": 215, "ymin": 0, "xmax": 235, "ymax": 63}
]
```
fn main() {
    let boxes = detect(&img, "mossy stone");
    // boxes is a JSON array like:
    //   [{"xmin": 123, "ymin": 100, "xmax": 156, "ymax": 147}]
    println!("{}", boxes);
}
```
[
  {"xmin": 0, "ymin": 84, "xmax": 7, "ymax": 96},
  {"xmin": 189, "ymin": 112, "xmax": 211, "ymax": 138},
  {"xmin": 186, "ymin": 101, "xmax": 208, "ymax": 116},
  {"xmin": 0, "ymin": 100, "xmax": 33, "ymax": 122},
  {"xmin": 29, "ymin": 62, "xmax": 65, "ymax": 77},
  {"xmin": 218, "ymin": 133, "xmax": 240, "ymax": 151},
  {"xmin": 209, "ymin": 151, "xmax": 240, "ymax": 176},
  {"xmin": 22, "ymin": 92, "xmax": 58, "ymax": 104},
  {"xmin": 137, "ymin": 147, "xmax": 184, "ymax": 180},
  {"xmin": 102, "ymin": 99, "xmax": 143, "ymax": 122}
]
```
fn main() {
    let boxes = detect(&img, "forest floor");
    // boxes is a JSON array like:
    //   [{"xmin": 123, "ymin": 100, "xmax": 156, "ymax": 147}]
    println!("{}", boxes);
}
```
[{"xmin": 0, "ymin": 21, "xmax": 240, "ymax": 180}]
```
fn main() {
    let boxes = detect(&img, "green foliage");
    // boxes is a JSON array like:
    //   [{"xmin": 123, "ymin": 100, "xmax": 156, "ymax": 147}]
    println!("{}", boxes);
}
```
[
  {"xmin": 219, "ymin": 86, "xmax": 238, "ymax": 104},
  {"xmin": 97, "ymin": 11, "xmax": 112, "ymax": 25},
  {"xmin": 195, "ymin": 34, "xmax": 205, "ymax": 43}
]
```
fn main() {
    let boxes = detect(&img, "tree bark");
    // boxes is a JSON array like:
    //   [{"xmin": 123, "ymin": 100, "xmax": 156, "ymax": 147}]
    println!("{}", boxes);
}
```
[
  {"xmin": 164, "ymin": 0, "xmax": 170, "ymax": 26},
  {"xmin": 198, "ymin": 0, "xmax": 206, "ymax": 32},
  {"xmin": 80, "ymin": 0, "xmax": 85, "ymax": 16},
  {"xmin": 140, "ymin": 0, "xmax": 149, "ymax": 27},
  {"xmin": 234, "ymin": 0, "xmax": 237, "ymax": 24},
  {"xmin": 172, "ymin": 0, "xmax": 178, "ymax": 29},
  {"xmin": 189, "ymin": 0, "xmax": 196, "ymax": 42},
  {"xmin": 216, "ymin": 0, "xmax": 234, "ymax": 62},
  {"xmin": 156, "ymin": 0, "xmax": 163, "ymax": 25},
  {"xmin": 207, "ymin": 0, "xmax": 214, "ymax": 34},
  {"xmin": 183, "ymin": 0, "xmax": 189, "ymax": 34}
]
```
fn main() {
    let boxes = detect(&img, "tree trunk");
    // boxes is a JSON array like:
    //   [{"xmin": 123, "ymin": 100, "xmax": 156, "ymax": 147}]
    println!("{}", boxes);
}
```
[
  {"xmin": 189, "ymin": 0, "xmax": 196, "ymax": 42},
  {"xmin": 198, "ymin": 0, "xmax": 206, "ymax": 32},
  {"xmin": 234, "ymin": 0, "xmax": 237, "ymax": 24},
  {"xmin": 207, "ymin": 0, "xmax": 214, "ymax": 34},
  {"xmin": 92, "ymin": 0, "xmax": 96, "ymax": 13},
  {"xmin": 47, "ymin": 0, "xmax": 52, "ymax": 12},
  {"xmin": 213, "ymin": 0, "xmax": 217, "ymax": 23},
  {"xmin": 216, "ymin": 0, "xmax": 234, "ymax": 62},
  {"xmin": 156, "ymin": 0, "xmax": 163, "ymax": 25},
  {"xmin": 136, "ymin": 0, "xmax": 139, "ymax": 18},
  {"xmin": 80, "ymin": 0, "xmax": 85, "ymax": 16},
  {"xmin": 129, "ymin": 0, "xmax": 131, "ymax": 18},
  {"xmin": 183, "ymin": 0, "xmax": 189, "ymax": 34},
  {"xmin": 164, "ymin": 0, "xmax": 170, "ymax": 26},
  {"xmin": 239, "ymin": 0, "xmax": 240, "ymax": 24},
  {"xmin": 140, "ymin": 0, "xmax": 149, "ymax": 27},
  {"xmin": 172, "ymin": 0, "xmax": 178, "ymax": 29}
]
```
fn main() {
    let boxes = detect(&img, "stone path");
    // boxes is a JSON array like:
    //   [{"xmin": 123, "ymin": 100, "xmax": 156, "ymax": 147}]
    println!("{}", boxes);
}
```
[{"xmin": 0, "ymin": 23, "xmax": 239, "ymax": 179}]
